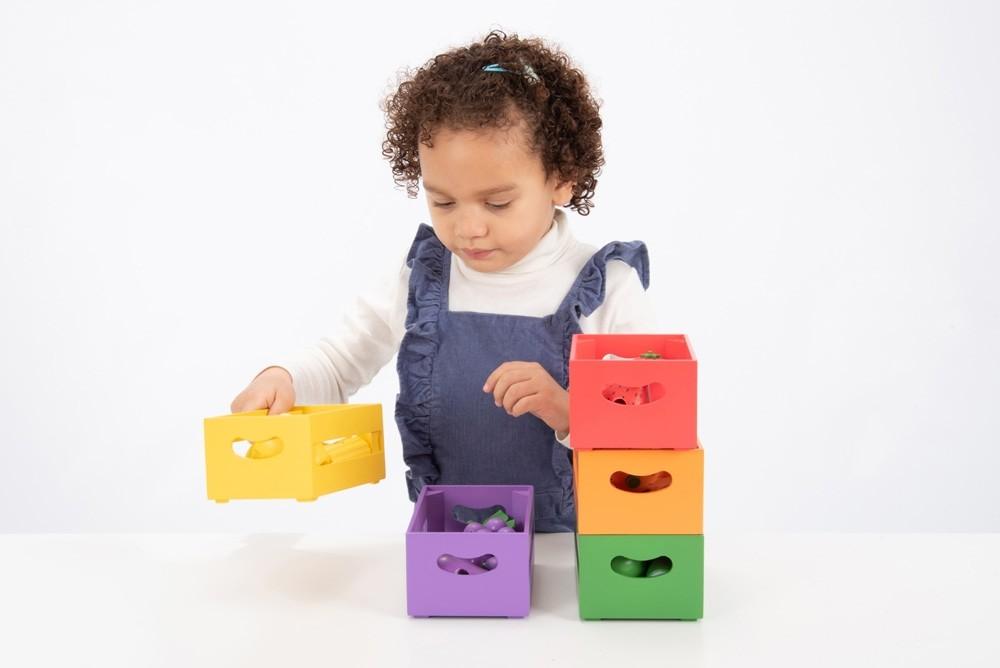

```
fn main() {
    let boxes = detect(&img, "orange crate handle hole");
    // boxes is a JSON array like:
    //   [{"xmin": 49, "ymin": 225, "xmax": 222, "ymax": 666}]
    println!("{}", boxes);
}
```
[{"xmin": 609, "ymin": 470, "xmax": 672, "ymax": 493}]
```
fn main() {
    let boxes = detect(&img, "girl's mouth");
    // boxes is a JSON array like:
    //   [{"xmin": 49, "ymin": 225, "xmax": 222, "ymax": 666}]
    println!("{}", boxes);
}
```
[{"xmin": 462, "ymin": 248, "xmax": 495, "ymax": 260}]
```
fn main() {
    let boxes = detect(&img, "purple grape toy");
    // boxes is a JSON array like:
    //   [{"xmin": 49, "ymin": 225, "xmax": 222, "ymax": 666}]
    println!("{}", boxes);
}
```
[
  {"xmin": 484, "ymin": 517, "xmax": 507, "ymax": 532},
  {"xmin": 470, "ymin": 554, "xmax": 498, "ymax": 571},
  {"xmin": 497, "ymin": 526, "xmax": 515, "ymax": 533},
  {"xmin": 463, "ymin": 522, "xmax": 483, "ymax": 533},
  {"xmin": 436, "ymin": 554, "xmax": 487, "ymax": 575}
]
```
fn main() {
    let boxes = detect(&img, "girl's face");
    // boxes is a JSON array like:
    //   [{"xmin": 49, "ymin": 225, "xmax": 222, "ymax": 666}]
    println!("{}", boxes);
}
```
[{"xmin": 418, "ymin": 121, "xmax": 574, "ymax": 272}]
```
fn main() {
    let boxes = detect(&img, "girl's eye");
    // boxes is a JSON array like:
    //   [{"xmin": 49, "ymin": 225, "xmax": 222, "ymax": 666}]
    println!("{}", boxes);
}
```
[{"xmin": 433, "ymin": 201, "xmax": 509, "ymax": 210}]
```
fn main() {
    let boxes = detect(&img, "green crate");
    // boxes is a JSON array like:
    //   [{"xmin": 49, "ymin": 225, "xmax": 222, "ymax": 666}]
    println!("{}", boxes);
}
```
[{"xmin": 576, "ymin": 534, "xmax": 703, "ymax": 620}]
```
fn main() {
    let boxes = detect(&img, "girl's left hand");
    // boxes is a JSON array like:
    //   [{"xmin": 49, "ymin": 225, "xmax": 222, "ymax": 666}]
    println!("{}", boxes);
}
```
[{"xmin": 483, "ymin": 361, "xmax": 570, "ymax": 437}]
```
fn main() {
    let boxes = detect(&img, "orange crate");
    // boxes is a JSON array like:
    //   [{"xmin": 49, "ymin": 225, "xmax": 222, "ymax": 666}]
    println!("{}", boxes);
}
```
[{"xmin": 573, "ymin": 446, "xmax": 703, "ymax": 535}]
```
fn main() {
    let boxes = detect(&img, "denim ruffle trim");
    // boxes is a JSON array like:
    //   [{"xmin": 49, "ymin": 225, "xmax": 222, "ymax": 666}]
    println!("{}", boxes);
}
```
[{"xmin": 394, "ymin": 224, "xmax": 447, "ymax": 501}]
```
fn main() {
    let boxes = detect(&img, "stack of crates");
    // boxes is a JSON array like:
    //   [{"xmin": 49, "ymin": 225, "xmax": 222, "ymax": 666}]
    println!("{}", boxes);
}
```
[{"xmin": 569, "ymin": 334, "xmax": 704, "ymax": 620}]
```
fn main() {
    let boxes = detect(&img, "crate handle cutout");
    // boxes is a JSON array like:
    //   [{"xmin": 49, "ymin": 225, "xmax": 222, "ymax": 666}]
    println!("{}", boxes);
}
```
[
  {"xmin": 609, "ymin": 470, "xmax": 672, "ymax": 493},
  {"xmin": 313, "ymin": 435, "xmax": 372, "ymax": 466},
  {"xmin": 610, "ymin": 555, "xmax": 673, "ymax": 578},
  {"xmin": 436, "ymin": 553, "xmax": 498, "ymax": 576},
  {"xmin": 232, "ymin": 437, "xmax": 284, "ymax": 459},
  {"xmin": 601, "ymin": 382, "xmax": 666, "ymax": 406}
]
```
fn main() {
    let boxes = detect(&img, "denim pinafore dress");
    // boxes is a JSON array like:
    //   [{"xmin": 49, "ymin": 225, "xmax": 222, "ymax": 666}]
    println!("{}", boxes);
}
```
[{"xmin": 394, "ymin": 224, "xmax": 650, "ymax": 533}]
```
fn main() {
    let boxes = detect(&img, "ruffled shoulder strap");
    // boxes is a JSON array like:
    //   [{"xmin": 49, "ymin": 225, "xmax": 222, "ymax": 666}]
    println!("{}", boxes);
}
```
[
  {"xmin": 557, "ymin": 240, "xmax": 650, "ymax": 320},
  {"xmin": 402, "ymin": 223, "xmax": 448, "ymax": 327},
  {"xmin": 395, "ymin": 223, "xmax": 449, "ymax": 500},
  {"xmin": 405, "ymin": 223, "xmax": 441, "ymax": 264}
]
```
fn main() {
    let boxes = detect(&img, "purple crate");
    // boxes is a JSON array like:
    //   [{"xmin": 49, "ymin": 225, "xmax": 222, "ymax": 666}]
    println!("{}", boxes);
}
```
[{"xmin": 406, "ymin": 484, "xmax": 535, "ymax": 617}]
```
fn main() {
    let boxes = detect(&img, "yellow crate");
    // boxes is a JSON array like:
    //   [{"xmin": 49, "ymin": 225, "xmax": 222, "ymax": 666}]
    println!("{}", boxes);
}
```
[{"xmin": 203, "ymin": 404, "xmax": 385, "ymax": 502}]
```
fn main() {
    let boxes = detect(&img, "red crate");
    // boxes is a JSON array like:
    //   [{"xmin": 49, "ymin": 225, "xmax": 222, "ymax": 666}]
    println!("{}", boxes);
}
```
[{"xmin": 568, "ymin": 334, "xmax": 697, "ymax": 450}]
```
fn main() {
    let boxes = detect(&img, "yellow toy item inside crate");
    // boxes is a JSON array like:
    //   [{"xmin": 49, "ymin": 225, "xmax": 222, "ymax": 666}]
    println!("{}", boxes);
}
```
[{"xmin": 203, "ymin": 404, "xmax": 385, "ymax": 502}]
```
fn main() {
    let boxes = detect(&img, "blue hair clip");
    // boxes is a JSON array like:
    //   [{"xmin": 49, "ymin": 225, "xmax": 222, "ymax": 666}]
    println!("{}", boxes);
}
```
[{"xmin": 482, "ymin": 61, "xmax": 540, "ymax": 83}]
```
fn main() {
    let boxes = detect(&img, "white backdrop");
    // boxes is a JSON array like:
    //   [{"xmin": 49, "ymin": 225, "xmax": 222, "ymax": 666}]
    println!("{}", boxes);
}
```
[{"xmin": 1, "ymin": 0, "xmax": 997, "ymax": 533}]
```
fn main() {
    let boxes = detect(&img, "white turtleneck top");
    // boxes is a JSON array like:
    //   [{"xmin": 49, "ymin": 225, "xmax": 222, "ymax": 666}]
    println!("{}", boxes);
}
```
[{"xmin": 264, "ymin": 209, "xmax": 658, "ymax": 447}]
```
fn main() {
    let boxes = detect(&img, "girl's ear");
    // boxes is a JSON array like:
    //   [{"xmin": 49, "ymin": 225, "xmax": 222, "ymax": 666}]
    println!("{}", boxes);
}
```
[{"xmin": 553, "ymin": 179, "xmax": 576, "ymax": 207}]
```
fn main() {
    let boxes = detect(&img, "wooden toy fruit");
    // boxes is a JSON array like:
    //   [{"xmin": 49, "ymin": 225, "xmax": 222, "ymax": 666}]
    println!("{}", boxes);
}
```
[
  {"xmin": 484, "ymin": 517, "xmax": 507, "ymax": 532},
  {"xmin": 645, "ymin": 556, "xmax": 673, "ymax": 577},
  {"xmin": 610, "ymin": 470, "xmax": 673, "ymax": 494},
  {"xmin": 246, "ymin": 438, "xmax": 283, "ymax": 459},
  {"xmin": 485, "ymin": 509, "xmax": 516, "ymax": 529},
  {"xmin": 437, "ymin": 554, "xmax": 488, "ymax": 575},
  {"xmin": 472, "ymin": 554, "xmax": 498, "ymax": 570},
  {"xmin": 610, "ymin": 556, "xmax": 646, "ymax": 578},
  {"xmin": 436, "ymin": 553, "xmax": 498, "ymax": 575},
  {"xmin": 452, "ymin": 504, "xmax": 506, "ymax": 524}
]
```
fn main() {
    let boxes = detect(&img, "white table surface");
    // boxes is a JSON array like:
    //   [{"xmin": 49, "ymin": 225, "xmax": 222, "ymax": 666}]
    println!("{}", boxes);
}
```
[{"xmin": 1, "ymin": 532, "xmax": 997, "ymax": 667}]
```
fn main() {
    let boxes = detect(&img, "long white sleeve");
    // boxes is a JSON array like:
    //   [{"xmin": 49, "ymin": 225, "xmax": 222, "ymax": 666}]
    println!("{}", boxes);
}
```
[{"xmin": 268, "ymin": 252, "xmax": 409, "ymax": 405}]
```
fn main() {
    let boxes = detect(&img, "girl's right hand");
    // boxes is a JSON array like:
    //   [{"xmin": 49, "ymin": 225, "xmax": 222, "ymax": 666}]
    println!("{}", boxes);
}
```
[{"xmin": 230, "ymin": 366, "xmax": 296, "ymax": 415}]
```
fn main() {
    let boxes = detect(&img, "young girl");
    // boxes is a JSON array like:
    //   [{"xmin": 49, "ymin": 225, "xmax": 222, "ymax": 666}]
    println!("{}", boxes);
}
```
[{"xmin": 230, "ymin": 30, "xmax": 657, "ymax": 532}]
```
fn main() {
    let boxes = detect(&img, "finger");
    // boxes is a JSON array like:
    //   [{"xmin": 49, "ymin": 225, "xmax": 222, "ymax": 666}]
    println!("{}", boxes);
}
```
[
  {"xmin": 502, "ymin": 379, "xmax": 537, "ymax": 413},
  {"xmin": 269, "ymin": 389, "xmax": 295, "ymax": 415},
  {"xmin": 231, "ymin": 393, "xmax": 252, "ymax": 414},
  {"xmin": 510, "ymin": 392, "xmax": 539, "ymax": 417},
  {"xmin": 483, "ymin": 362, "xmax": 515, "ymax": 392},
  {"xmin": 493, "ymin": 370, "xmax": 534, "ymax": 406},
  {"xmin": 483, "ymin": 360, "xmax": 533, "ymax": 392},
  {"xmin": 232, "ymin": 391, "xmax": 267, "ymax": 414}
]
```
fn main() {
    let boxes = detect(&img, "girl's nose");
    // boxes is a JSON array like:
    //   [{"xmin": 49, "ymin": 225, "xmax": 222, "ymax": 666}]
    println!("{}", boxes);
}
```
[{"xmin": 455, "ymin": 216, "xmax": 489, "ymax": 240}]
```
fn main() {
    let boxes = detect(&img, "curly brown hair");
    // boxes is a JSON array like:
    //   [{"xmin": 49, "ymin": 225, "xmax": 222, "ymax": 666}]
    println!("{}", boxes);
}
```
[{"xmin": 380, "ymin": 29, "xmax": 605, "ymax": 216}]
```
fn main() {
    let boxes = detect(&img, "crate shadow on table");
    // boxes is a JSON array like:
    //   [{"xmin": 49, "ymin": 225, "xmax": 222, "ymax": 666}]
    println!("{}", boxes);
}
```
[{"xmin": 205, "ymin": 533, "xmax": 405, "ymax": 615}]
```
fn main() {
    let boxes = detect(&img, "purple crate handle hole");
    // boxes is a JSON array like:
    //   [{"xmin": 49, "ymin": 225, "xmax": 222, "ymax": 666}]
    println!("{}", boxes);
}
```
[{"xmin": 437, "ymin": 553, "xmax": 499, "ymax": 575}]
